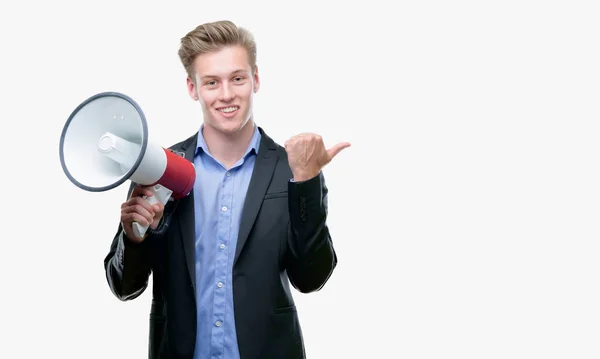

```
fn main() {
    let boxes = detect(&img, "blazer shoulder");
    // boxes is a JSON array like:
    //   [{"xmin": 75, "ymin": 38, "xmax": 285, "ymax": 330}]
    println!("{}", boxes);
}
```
[
  {"xmin": 268, "ymin": 137, "xmax": 291, "ymax": 166},
  {"xmin": 257, "ymin": 127, "xmax": 288, "ymax": 159},
  {"xmin": 165, "ymin": 132, "xmax": 198, "ymax": 155}
]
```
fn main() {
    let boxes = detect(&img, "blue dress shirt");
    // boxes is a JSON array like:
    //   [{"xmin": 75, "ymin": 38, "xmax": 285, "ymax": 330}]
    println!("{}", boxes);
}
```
[{"xmin": 192, "ymin": 124, "xmax": 261, "ymax": 359}]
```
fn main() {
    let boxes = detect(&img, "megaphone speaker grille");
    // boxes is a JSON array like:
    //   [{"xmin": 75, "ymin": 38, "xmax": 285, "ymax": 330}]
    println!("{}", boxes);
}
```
[{"xmin": 59, "ymin": 92, "xmax": 148, "ymax": 192}]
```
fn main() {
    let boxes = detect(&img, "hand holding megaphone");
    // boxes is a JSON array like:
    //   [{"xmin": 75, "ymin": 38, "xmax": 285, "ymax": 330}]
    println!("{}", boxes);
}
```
[{"xmin": 120, "ymin": 185, "xmax": 166, "ymax": 242}]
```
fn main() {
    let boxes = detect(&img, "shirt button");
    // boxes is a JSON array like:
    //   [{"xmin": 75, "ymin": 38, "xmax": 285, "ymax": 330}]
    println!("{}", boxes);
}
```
[
  {"xmin": 226, "ymin": 172, "xmax": 231, "ymax": 177},
  {"xmin": 221, "ymin": 206, "xmax": 228, "ymax": 212},
  {"xmin": 217, "ymin": 282, "xmax": 223, "ymax": 288},
  {"xmin": 215, "ymin": 321, "xmax": 222, "ymax": 327},
  {"xmin": 220, "ymin": 244, "xmax": 225, "ymax": 249}
]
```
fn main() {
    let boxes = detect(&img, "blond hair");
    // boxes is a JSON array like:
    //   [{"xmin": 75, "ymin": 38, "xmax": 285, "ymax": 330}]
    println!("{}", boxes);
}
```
[{"xmin": 178, "ymin": 20, "xmax": 257, "ymax": 80}]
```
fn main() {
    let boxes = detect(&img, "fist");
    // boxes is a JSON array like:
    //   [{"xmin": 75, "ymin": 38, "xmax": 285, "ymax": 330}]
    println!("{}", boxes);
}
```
[
  {"xmin": 284, "ymin": 133, "xmax": 350, "ymax": 181},
  {"xmin": 120, "ymin": 185, "xmax": 165, "ymax": 243}
]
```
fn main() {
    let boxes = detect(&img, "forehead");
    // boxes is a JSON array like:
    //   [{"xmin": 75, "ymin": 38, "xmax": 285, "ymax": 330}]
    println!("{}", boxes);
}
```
[{"xmin": 193, "ymin": 45, "xmax": 251, "ymax": 78}]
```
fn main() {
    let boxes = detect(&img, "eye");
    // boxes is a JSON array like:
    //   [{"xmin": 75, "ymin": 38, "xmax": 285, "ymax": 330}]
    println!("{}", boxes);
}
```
[
  {"xmin": 233, "ymin": 76, "xmax": 244, "ymax": 82},
  {"xmin": 205, "ymin": 80, "xmax": 217, "ymax": 86}
]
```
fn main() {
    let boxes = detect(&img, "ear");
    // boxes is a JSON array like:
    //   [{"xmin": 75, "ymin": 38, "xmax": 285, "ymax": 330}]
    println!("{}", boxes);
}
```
[
  {"xmin": 187, "ymin": 76, "xmax": 199, "ymax": 101},
  {"xmin": 253, "ymin": 65, "xmax": 260, "ymax": 93}
]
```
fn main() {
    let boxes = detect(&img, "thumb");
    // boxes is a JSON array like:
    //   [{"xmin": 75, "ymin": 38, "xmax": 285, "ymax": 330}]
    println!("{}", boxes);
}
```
[
  {"xmin": 326, "ymin": 142, "xmax": 351, "ymax": 161},
  {"xmin": 153, "ymin": 203, "xmax": 165, "ymax": 216}
]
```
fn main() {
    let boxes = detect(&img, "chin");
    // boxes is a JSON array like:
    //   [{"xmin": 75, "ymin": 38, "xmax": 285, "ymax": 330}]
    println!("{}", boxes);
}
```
[{"xmin": 213, "ymin": 120, "xmax": 246, "ymax": 135}]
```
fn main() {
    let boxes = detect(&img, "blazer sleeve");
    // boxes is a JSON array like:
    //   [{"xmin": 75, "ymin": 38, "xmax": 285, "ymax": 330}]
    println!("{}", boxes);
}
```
[
  {"xmin": 286, "ymin": 171, "xmax": 338, "ymax": 293},
  {"xmin": 103, "ymin": 184, "xmax": 153, "ymax": 301}
]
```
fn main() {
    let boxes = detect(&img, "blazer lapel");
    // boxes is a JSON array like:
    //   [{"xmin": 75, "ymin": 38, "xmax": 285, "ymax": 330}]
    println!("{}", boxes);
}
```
[
  {"xmin": 174, "ymin": 133, "xmax": 199, "ymax": 296},
  {"xmin": 234, "ymin": 128, "xmax": 278, "ymax": 266}
]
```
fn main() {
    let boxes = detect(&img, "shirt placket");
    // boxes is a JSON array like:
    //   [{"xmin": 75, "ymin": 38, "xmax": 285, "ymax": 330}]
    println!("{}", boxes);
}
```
[{"xmin": 211, "ymin": 169, "xmax": 233, "ymax": 357}]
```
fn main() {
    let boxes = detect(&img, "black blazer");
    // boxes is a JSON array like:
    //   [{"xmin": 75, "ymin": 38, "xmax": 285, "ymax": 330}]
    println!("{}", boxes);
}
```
[{"xmin": 104, "ymin": 127, "xmax": 338, "ymax": 359}]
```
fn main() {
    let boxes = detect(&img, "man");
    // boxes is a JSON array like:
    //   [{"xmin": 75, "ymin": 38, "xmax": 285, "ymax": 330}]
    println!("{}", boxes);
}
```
[{"xmin": 104, "ymin": 20, "xmax": 350, "ymax": 359}]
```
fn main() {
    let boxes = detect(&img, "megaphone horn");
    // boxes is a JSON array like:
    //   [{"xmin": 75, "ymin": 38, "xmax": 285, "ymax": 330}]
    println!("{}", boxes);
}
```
[{"xmin": 59, "ymin": 92, "xmax": 196, "ymax": 238}]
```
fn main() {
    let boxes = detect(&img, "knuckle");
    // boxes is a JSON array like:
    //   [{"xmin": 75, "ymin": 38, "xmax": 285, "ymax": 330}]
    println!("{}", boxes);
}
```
[{"xmin": 133, "ymin": 204, "xmax": 147, "ymax": 214}]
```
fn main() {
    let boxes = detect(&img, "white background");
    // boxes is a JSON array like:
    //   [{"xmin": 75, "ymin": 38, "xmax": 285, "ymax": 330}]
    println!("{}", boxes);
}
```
[{"xmin": 1, "ymin": 0, "xmax": 599, "ymax": 358}]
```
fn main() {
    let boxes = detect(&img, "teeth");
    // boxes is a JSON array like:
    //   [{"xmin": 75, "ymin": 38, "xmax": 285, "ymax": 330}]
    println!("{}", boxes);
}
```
[{"xmin": 219, "ymin": 106, "xmax": 238, "ymax": 113}]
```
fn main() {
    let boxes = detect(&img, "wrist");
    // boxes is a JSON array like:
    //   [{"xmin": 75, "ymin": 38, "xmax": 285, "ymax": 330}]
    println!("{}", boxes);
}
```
[{"xmin": 292, "ymin": 170, "xmax": 320, "ymax": 182}]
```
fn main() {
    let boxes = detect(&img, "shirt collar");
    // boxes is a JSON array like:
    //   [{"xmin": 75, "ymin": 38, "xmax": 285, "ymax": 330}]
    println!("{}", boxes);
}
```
[{"xmin": 195, "ymin": 123, "xmax": 261, "ymax": 158}]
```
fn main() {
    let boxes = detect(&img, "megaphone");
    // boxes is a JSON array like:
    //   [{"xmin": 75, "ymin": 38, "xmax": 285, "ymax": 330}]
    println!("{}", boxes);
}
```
[{"xmin": 59, "ymin": 91, "xmax": 196, "ymax": 238}]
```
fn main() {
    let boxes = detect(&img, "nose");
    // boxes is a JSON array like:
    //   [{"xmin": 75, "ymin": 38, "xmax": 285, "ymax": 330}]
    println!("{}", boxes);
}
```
[{"xmin": 219, "ymin": 82, "xmax": 235, "ymax": 102}]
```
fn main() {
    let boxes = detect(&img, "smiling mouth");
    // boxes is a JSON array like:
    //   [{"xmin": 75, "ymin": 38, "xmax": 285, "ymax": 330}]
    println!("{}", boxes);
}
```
[{"xmin": 218, "ymin": 106, "xmax": 239, "ymax": 113}]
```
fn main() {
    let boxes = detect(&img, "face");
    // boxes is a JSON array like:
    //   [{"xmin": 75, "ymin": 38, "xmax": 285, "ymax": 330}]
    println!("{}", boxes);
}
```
[{"xmin": 187, "ymin": 45, "xmax": 260, "ymax": 136}]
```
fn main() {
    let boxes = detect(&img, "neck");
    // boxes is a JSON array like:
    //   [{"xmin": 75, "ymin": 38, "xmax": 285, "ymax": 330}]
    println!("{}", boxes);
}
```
[{"xmin": 202, "ymin": 120, "xmax": 256, "ymax": 169}]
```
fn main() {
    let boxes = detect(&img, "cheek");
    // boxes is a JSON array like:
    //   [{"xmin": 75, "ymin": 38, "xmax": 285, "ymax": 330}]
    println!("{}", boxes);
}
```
[
  {"xmin": 239, "ymin": 86, "xmax": 254, "ymax": 100},
  {"xmin": 198, "ymin": 91, "xmax": 214, "ymax": 108}
]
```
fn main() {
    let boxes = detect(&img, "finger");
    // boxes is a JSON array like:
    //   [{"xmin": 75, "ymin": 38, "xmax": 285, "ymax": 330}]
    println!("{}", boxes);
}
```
[
  {"xmin": 153, "ymin": 203, "xmax": 165, "ymax": 216},
  {"xmin": 326, "ymin": 142, "xmax": 351, "ymax": 160},
  {"xmin": 122, "ymin": 203, "xmax": 154, "ymax": 218},
  {"xmin": 130, "ymin": 185, "xmax": 155, "ymax": 199},
  {"xmin": 121, "ymin": 212, "xmax": 151, "ymax": 227},
  {"xmin": 148, "ymin": 203, "xmax": 166, "ymax": 230},
  {"xmin": 285, "ymin": 133, "xmax": 313, "ymax": 148},
  {"xmin": 122, "ymin": 202, "xmax": 155, "ymax": 216},
  {"xmin": 123, "ymin": 197, "xmax": 156, "ymax": 214},
  {"xmin": 122, "ymin": 204, "xmax": 155, "ymax": 223}
]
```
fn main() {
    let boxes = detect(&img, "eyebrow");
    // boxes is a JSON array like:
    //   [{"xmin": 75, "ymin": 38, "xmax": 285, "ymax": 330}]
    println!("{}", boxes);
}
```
[{"xmin": 201, "ymin": 69, "xmax": 248, "ymax": 79}]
